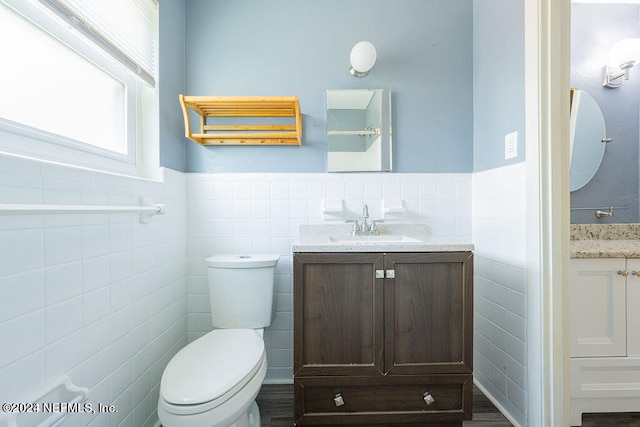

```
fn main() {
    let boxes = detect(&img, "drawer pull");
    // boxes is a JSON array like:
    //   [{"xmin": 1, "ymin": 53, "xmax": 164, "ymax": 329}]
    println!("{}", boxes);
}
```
[
  {"xmin": 334, "ymin": 393, "xmax": 345, "ymax": 407},
  {"xmin": 423, "ymin": 391, "xmax": 435, "ymax": 405},
  {"xmin": 618, "ymin": 270, "xmax": 629, "ymax": 277}
]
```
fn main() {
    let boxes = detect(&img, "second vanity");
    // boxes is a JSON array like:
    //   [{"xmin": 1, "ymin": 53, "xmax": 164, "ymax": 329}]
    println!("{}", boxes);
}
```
[
  {"xmin": 569, "ymin": 224, "xmax": 640, "ymax": 426},
  {"xmin": 292, "ymin": 224, "xmax": 474, "ymax": 426}
]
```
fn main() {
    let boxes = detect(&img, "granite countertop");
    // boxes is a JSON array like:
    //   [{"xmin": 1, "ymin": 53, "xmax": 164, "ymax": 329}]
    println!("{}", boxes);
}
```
[
  {"xmin": 570, "ymin": 224, "xmax": 640, "ymax": 258},
  {"xmin": 570, "ymin": 239, "xmax": 640, "ymax": 259},
  {"xmin": 292, "ymin": 224, "xmax": 474, "ymax": 253}
]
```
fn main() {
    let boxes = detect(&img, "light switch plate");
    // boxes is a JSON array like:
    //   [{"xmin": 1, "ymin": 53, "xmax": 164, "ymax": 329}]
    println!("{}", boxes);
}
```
[{"xmin": 505, "ymin": 131, "xmax": 518, "ymax": 159}]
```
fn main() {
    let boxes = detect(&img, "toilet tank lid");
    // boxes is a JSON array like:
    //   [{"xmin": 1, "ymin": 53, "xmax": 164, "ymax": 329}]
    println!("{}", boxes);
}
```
[{"xmin": 206, "ymin": 254, "xmax": 280, "ymax": 268}]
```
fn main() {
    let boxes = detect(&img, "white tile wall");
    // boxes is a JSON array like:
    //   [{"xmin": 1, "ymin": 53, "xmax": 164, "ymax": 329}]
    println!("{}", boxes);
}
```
[
  {"xmin": 0, "ymin": 154, "xmax": 187, "ymax": 427},
  {"xmin": 186, "ymin": 172, "xmax": 473, "ymax": 383},
  {"xmin": 0, "ymin": 158, "xmax": 529, "ymax": 425},
  {"xmin": 472, "ymin": 162, "xmax": 527, "ymax": 426}
]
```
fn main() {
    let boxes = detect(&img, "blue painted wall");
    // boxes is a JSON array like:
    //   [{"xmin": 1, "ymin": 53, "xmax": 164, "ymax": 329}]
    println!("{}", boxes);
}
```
[
  {"xmin": 159, "ymin": 0, "xmax": 187, "ymax": 172},
  {"xmin": 472, "ymin": 0, "xmax": 526, "ymax": 171},
  {"xmin": 159, "ymin": 0, "xmax": 527, "ymax": 174},
  {"xmin": 183, "ymin": 0, "xmax": 474, "ymax": 173},
  {"xmin": 570, "ymin": 4, "xmax": 640, "ymax": 223}
]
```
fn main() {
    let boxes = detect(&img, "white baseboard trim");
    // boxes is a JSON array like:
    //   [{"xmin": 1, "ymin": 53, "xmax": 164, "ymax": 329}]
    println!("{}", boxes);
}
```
[{"xmin": 473, "ymin": 379, "xmax": 524, "ymax": 427}]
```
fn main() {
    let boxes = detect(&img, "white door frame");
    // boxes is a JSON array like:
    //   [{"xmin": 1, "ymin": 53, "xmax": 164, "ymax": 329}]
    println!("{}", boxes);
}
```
[{"xmin": 524, "ymin": 0, "xmax": 571, "ymax": 425}]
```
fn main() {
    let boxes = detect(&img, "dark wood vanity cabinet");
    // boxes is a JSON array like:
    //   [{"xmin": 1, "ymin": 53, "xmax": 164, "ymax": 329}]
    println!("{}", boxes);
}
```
[{"xmin": 293, "ymin": 252, "xmax": 473, "ymax": 426}]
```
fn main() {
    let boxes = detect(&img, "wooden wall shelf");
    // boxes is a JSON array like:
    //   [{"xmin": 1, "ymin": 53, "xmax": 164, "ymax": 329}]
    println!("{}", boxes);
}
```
[{"xmin": 179, "ymin": 95, "xmax": 302, "ymax": 146}]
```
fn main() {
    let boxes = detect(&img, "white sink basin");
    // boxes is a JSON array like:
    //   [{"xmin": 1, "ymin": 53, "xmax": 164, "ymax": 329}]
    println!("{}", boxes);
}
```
[{"xmin": 329, "ymin": 234, "xmax": 424, "ymax": 243}]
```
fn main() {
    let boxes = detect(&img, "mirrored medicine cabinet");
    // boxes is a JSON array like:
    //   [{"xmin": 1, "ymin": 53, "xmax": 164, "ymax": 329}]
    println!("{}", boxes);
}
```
[{"xmin": 326, "ymin": 89, "xmax": 392, "ymax": 172}]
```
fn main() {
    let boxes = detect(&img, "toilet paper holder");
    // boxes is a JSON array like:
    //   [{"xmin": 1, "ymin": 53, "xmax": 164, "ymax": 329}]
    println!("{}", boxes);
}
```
[{"xmin": 0, "ymin": 374, "xmax": 89, "ymax": 427}]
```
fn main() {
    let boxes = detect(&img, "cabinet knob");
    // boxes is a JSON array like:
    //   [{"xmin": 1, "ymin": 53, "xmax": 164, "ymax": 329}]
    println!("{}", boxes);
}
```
[
  {"xmin": 334, "ymin": 393, "xmax": 345, "ymax": 407},
  {"xmin": 376, "ymin": 270, "xmax": 385, "ymax": 279},
  {"xmin": 423, "ymin": 391, "xmax": 435, "ymax": 405},
  {"xmin": 632, "ymin": 271, "xmax": 640, "ymax": 278},
  {"xmin": 618, "ymin": 270, "xmax": 629, "ymax": 277},
  {"xmin": 386, "ymin": 269, "xmax": 395, "ymax": 279}
]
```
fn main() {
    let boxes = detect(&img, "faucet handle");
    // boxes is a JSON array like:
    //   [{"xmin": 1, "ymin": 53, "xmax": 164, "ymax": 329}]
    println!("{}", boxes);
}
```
[
  {"xmin": 370, "ymin": 219, "xmax": 383, "ymax": 233},
  {"xmin": 351, "ymin": 220, "xmax": 360, "ymax": 233}
]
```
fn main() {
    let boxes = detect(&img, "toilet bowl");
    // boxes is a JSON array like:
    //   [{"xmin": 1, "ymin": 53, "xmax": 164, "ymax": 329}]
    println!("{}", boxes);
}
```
[
  {"xmin": 158, "ymin": 253, "xmax": 280, "ymax": 427},
  {"xmin": 158, "ymin": 329, "xmax": 266, "ymax": 427}
]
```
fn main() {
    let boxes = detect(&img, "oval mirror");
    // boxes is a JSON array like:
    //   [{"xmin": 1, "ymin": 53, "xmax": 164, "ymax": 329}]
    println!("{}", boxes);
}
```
[{"xmin": 569, "ymin": 89, "xmax": 608, "ymax": 192}]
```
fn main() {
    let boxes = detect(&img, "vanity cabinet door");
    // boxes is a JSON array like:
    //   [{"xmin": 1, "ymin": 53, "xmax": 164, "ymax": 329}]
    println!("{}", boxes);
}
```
[
  {"xmin": 569, "ymin": 258, "xmax": 627, "ymax": 357},
  {"xmin": 293, "ymin": 253, "xmax": 385, "ymax": 376},
  {"xmin": 626, "ymin": 259, "xmax": 640, "ymax": 356},
  {"xmin": 384, "ymin": 252, "xmax": 474, "ymax": 375}
]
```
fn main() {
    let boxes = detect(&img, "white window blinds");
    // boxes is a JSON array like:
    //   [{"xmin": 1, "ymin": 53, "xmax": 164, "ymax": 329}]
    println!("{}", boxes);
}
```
[{"xmin": 36, "ymin": 0, "xmax": 158, "ymax": 87}]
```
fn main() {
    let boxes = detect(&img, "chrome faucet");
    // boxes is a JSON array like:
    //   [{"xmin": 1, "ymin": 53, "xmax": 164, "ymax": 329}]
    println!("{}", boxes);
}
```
[
  {"xmin": 351, "ymin": 204, "xmax": 380, "ymax": 235},
  {"xmin": 362, "ymin": 204, "xmax": 370, "ymax": 232}
]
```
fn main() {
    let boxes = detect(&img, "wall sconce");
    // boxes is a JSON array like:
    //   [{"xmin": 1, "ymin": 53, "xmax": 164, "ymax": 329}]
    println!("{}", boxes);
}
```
[
  {"xmin": 349, "ymin": 41, "xmax": 377, "ymax": 78},
  {"xmin": 603, "ymin": 38, "xmax": 640, "ymax": 88}
]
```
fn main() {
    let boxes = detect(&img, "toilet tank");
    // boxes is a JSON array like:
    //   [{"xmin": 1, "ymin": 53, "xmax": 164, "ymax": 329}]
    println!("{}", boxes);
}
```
[{"xmin": 206, "ymin": 254, "xmax": 280, "ymax": 329}]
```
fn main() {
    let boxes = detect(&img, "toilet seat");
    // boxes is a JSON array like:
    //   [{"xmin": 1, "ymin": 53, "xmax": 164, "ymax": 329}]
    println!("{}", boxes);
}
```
[{"xmin": 160, "ymin": 329, "xmax": 265, "ymax": 416}]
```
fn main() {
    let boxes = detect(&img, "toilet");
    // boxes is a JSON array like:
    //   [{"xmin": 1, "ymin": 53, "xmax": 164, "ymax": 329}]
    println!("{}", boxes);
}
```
[{"xmin": 158, "ymin": 254, "xmax": 280, "ymax": 427}]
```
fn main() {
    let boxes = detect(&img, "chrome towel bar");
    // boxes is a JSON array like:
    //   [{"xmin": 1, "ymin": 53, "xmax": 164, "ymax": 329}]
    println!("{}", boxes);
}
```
[{"xmin": 0, "ymin": 197, "xmax": 164, "ymax": 223}]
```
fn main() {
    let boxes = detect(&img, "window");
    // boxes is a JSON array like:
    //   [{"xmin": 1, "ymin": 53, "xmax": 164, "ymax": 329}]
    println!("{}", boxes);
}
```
[{"xmin": 0, "ymin": 0, "xmax": 159, "ymax": 177}]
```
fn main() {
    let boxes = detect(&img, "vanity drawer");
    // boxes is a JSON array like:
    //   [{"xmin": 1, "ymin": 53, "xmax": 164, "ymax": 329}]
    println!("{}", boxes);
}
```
[{"xmin": 294, "ymin": 375, "xmax": 472, "ymax": 425}]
